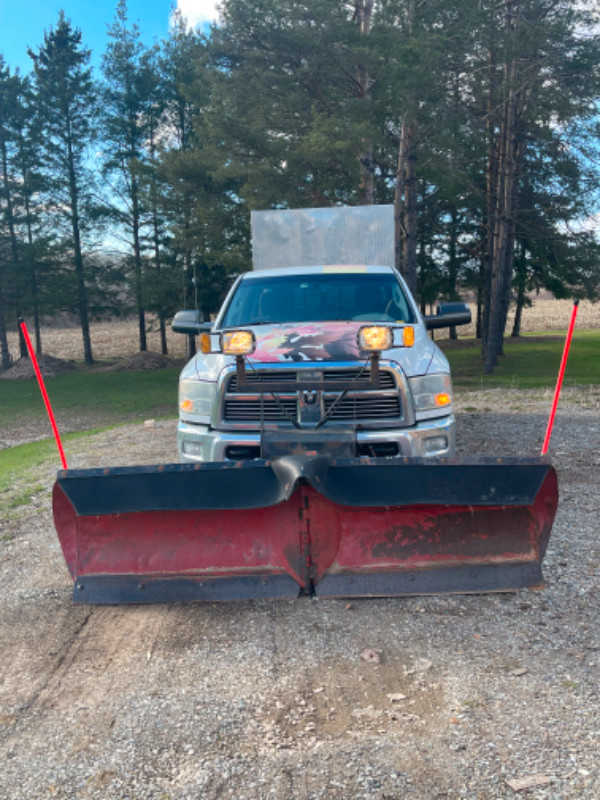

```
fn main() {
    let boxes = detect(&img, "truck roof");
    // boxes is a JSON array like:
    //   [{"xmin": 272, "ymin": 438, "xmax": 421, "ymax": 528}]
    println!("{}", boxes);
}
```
[{"xmin": 244, "ymin": 265, "xmax": 396, "ymax": 280}]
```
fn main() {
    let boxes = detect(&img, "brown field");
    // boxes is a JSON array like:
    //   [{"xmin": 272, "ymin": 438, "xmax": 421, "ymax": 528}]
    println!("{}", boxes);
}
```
[{"xmin": 6, "ymin": 298, "xmax": 597, "ymax": 364}]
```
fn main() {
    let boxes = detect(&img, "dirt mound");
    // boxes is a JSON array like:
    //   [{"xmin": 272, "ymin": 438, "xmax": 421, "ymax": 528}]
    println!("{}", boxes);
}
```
[
  {"xmin": 0, "ymin": 354, "xmax": 77, "ymax": 380},
  {"xmin": 110, "ymin": 351, "xmax": 182, "ymax": 371}
]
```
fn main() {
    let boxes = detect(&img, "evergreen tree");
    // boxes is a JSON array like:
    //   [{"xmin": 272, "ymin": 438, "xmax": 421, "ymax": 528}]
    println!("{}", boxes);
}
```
[
  {"xmin": 472, "ymin": 0, "xmax": 600, "ymax": 371},
  {"xmin": 147, "ymin": 13, "xmax": 208, "ymax": 339},
  {"xmin": 11, "ymin": 70, "xmax": 51, "ymax": 354},
  {"xmin": 205, "ymin": 0, "xmax": 385, "ymax": 209},
  {"xmin": 159, "ymin": 13, "xmax": 248, "ymax": 322},
  {"xmin": 0, "ymin": 57, "xmax": 22, "ymax": 367},
  {"xmin": 101, "ymin": 0, "xmax": 160, "ymax": 352},
  {"xmin": 29, "ymin": 12, "xmax": 97, "ymax": 364}
]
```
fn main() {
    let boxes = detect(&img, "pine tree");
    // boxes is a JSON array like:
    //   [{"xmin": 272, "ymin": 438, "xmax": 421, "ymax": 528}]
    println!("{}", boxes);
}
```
[
  {"xmin": 29, "ymin": 12, "xmax": 97, "ymax": 364},
  {"xmin": 0, "ymin": 57, "xmax": 22, "ymax": 367},
  {"xmin": 101, "ymin": 0, "xmax": 160, "ymax": 352},
  {"xmin": 474, "ymin": 0, "xmax": 600, "ymax": 372},
  {"xmin": 159, "ymin": 13, "xmax": 248, "ymax": 322}
]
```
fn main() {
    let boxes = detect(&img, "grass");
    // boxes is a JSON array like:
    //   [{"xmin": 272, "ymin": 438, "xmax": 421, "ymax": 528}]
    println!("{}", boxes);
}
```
[
  {"xmin": 0, "ymin": 367, "xmax": 180, "ymax": 432},
  {"xmin": 0, "ymin": 366, "xmax": 181, "ymax": 512},
  {"xmin": 0, "ymin": 438, "xmax": 60, "ymax": 515},
  {"xmin": 0, "ymin": 429, "xmax": 118, "ymax": 516},
  {"xmin": 444, "ymin": 329, "xmax": 600, "ymax": 389},
  {"xmin": 0, "ymin": 369, "xmax": 181, "ymax": 511},
  {"xmin": 0, "ymin": 439, "xmax": 58, "ymax": 493},
  {"xmin": 0, "ymin": 431, "xmax": 103, "ymax": 496}
]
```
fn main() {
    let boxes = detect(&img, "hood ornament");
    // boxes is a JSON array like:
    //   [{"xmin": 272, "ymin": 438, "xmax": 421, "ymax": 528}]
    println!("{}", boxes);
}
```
[{"xmin": 302, "ymin": 389, "xmax": 318, "ymax": 405}]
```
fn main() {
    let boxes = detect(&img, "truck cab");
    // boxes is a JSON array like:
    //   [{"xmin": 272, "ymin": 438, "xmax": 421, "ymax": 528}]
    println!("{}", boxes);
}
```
[{"xmin": 174, "ymin": 264, "xmax": 468, "ymax": 462}]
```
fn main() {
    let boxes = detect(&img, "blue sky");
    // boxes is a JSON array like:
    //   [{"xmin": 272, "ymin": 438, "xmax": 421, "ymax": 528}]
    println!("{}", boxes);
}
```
[{"xmin": 0, "ymin": 0, "xmax": 219, "ymax": 74}]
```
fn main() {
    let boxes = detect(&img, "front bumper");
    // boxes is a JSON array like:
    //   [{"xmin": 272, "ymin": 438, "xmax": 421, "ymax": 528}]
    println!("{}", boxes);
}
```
[{"xmin": 178, "ymin": 415, "xmax": 456, "ymax": 462}]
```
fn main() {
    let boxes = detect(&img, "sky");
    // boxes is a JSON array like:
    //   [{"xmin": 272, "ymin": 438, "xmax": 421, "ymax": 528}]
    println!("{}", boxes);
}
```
[{"xmin": 0, "ymin": 0, "xmax": 220, "ymax": 74}]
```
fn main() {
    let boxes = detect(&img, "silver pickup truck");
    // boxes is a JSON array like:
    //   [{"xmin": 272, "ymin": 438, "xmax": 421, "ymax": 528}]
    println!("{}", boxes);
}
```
[{"xmin": 173, "ymin": 264, "xmax": 470, "ymax": 462}]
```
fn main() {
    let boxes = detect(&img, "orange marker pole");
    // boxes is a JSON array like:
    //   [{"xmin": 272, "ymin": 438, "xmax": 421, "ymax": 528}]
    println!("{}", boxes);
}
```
[
  {"xmin": 541, "ymin": 300, "xmax": 579, "ymax": 456},
  {"xmin": 18, "ymin": 318, "xmax": 68, "ymax": 469}
]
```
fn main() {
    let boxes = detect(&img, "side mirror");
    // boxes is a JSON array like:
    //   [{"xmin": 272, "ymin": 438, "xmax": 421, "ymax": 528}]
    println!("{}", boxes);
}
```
[
  {"xmin": 424, "ymin": 302, "xmax": 471, "ymax": 331},
  {"xmin": 172, "ymin": 310, "xmax": 212, "ymax": 336}
]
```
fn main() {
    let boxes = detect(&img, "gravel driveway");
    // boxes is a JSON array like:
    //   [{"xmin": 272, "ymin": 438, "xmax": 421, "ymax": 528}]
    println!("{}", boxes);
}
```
[{"xmin": 0, "ymin": 391, "xmax": 598, "ymax": 800}]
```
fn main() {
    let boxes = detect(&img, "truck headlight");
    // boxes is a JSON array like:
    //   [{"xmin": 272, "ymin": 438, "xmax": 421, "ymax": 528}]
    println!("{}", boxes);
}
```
[
  {"xmin": 179, "ymin": 378, "xmax": 216, "ymax": 418},
  {"xmin": 409, "ymin": 373, "xmax": 452, "ymax": 412}
]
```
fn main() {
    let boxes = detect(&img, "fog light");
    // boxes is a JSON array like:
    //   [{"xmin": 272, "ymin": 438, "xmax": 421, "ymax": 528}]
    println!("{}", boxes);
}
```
[
  {"xmin": 358, "ymin": 325, "xmax": 393, "ymax": 352},
  {"xmin": 424, "ymin": 436, "xmax": 448, "ymax": 455},
  {"xmin": 221, "ymin": 330, "xmax": 255, "ymax": 355},
  {"xmin": 182, "ymin": 441, "xmax": 205, "ymax": 458}
]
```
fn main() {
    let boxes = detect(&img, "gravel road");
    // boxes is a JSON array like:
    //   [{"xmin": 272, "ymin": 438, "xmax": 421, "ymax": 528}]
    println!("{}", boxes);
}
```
[{"xmin": 0, "ymin": 391, "xmax": 598, "ymax": 800}]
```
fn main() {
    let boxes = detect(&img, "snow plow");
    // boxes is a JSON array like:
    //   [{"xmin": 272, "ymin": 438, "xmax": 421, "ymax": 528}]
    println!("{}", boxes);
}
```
[
  {"xmin": 22, "ymin": 206, "xmax": 576, "ymax": 604},
  {"xmin": 52, "ymin": 455, "xmax": 557, "ymax": 604}
]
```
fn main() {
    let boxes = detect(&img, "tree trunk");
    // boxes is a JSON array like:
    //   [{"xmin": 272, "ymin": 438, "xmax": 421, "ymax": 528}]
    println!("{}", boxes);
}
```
[
  {"xmin": 355, "ymin": 0, "xmax": 374, "ymax": 205},
  {"xmin": 481, "ymin": 41, "xmax": 496, "ymax": 359},
  {"xmin": 0, "ymin": 127, "xmax": 13, "ymax": 368},
  {"xmin": 395, "ymin": 114, "xmax": 418, "ymax": 297},
  {"xmin": 131, "ymin": 170, "xmax": 147, "ymax": 352},
  {"xmin": 483, "ymin": 46, "xmax": 519, "ymax": 374},
  {"xmin": 149, "ymin": 116, "xmax": 168, "ymax": 355},
  {"xmin": 498, "ymin": 131, "xmax": 525, "ymax": 350},
  {"xmin": 65, "ymin": 113, "xmax": 93, "ymax": 365},
  {"xmin": 24, "ymin": 193, "xmax": 42, "ymax": 353},
  {"xmin": 152, "ymin": 210, "xmax": 168, "ymax": 354},
  {"xmin": 448, "ymin": 204, "xmax": 459, "ymax": 339},
  {"xmin": 153, "ymin": 234, "xmax": 168, "ymax": 355},
  {"xmin": 511, "ymin": 241, "xmax": 527, "ymax": 337},
  {"xmin": 0, "ymin": 270, "xmax": 11, "ymax": 369}
]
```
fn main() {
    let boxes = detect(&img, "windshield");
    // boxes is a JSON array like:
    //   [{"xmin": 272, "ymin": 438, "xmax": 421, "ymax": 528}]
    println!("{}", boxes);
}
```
[{"xmin": 220, "ymin": 272, "xmax": 416, "ymax": 328}]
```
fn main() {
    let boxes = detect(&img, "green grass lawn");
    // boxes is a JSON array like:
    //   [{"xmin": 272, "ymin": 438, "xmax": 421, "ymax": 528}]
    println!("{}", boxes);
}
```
[
  {"xmin": 0, "ymin": 366, "xmax": 181, "ymax": 505},
  {"xmin": 0, "ymin": 366, "xmax": 181, "ymax": 432},
  {"xmin": 443, "ymin": 329, "xmax": 599, "ymax": 389},
  {"xmin": 0, "ymin": 433, "xmax": 94, "ymax": 497}
]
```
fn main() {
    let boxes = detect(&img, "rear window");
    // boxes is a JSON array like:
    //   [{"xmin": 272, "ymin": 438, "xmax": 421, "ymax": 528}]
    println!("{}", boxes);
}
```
[{"xmin": 220, "ymin": 272, "xmax": 415, "ymax": 328}]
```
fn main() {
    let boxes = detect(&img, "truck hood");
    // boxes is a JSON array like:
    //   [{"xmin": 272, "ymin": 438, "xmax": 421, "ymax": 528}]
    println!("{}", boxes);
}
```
[
  {"xmin": 182, "ymin": 321, "xmax": 449, "ymax": 381},
  {"xmin": 252, "ymin": 321, "xmax": 370, "ymax": 362}
]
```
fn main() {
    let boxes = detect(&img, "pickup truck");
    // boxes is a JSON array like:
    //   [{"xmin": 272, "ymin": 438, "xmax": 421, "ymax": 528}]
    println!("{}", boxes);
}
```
[{"xmin": 172, "ymin": 264, "xmax": 470, "ymax": 462}]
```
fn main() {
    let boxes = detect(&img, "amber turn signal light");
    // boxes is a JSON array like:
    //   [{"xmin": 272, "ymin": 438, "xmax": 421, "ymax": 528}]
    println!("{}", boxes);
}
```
[
  {"xmin": 403, "ymin": 326, "xmax": 415, "ymax": 347},
  {"xmin": 200, "ymin": 333, "xmax": 212, "ymax": 354}
]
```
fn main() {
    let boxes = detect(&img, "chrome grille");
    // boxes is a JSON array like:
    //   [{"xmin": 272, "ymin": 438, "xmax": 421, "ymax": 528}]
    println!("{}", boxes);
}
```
[
  {"xmin": 221, "ymin": 366, "xmax": 402, "ymax": 426},
  {"xmin": 228, "ymin": 368, "xmax": 395, "ymax": 391},
  {"xmin": 323, "ymin": 395, "xmax": 401, "ymax": 419},
  {"xmin": 228, "ymin": 370, "xmax": 296, "ymax": 392},
  {"xmin": 223, "ymin": 396, "xmax": 297, "ymax": 422},
  {"xmin": 323, "ymin": 369, "xmax": 396, "ymax": 389}
]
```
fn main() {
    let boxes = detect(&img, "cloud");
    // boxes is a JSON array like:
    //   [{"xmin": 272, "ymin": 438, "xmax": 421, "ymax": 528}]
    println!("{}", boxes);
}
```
[{"xmin": 176, "ymin": 0, "xmax": 221, "ymax": 28}]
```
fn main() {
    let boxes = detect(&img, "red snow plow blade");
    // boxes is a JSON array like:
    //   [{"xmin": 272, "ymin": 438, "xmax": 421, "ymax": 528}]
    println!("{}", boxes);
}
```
[{"xmin": 52, "ymin": 456, "xmax": 558, "ymax": 604}]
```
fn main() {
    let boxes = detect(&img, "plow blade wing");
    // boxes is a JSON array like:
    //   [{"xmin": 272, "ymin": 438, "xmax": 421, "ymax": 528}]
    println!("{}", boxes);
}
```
[{"xmin": 52, "ymin": 457, "xmax": 558, "ymax": 604}]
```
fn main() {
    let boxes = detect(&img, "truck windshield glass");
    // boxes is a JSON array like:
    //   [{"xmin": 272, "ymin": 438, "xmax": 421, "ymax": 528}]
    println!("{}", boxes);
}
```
[{"xmin": 220, "ymin": 273, "xmax": 415, "ymax": 328}]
